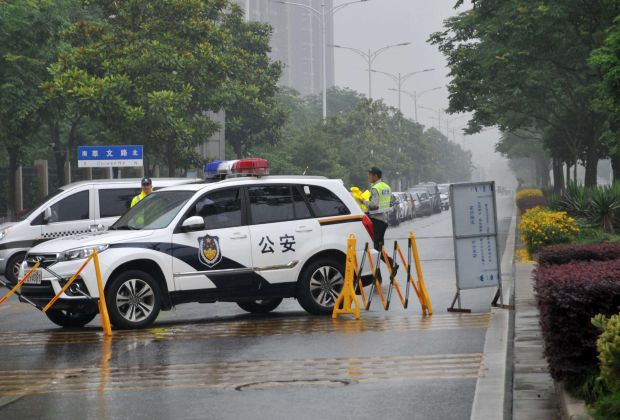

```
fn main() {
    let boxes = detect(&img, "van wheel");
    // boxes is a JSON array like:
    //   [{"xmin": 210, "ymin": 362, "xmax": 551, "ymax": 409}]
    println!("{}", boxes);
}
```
[
  {"xmin": 237, "ymin": 298, "xmax": 283, "ymax": 314},
  {"xmin": 297, "ymin": 257, "xmax": 345, "ymax": 315},
  {"xmin": 5, "ymin": 252, "xmax": 25, "ymax": 285},
  {"xmin": 45, "ymin": 309, "xmax": 97, "ymax": 328},
  {"xmin": 106, "ymin": 270, "xmax": 161, "ymax": 329}
]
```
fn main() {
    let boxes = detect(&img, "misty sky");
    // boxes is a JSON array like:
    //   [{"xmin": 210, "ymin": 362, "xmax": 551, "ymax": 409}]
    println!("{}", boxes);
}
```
[{"xmin": 332, "ymin": 0, "xmax": 513, "ymax": 184}]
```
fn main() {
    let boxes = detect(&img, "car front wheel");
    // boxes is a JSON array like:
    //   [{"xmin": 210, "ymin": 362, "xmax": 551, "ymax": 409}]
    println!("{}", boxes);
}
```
[
  {"xmin": 5, "ymin": 252, "xmax": 25, "ymax": 285},
  {"xmin": 297, "ymin": 257, "xmax": 345, "ymax": 315},
  {"xmin": 105, "ymin": 270, "xmax": 161, "ymax": 329}
]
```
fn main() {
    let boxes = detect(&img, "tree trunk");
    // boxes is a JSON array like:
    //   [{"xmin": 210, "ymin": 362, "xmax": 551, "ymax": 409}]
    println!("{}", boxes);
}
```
[
  {"xmin": 584, "ymin": 148, "xmax": 598, "ymax": 187},
  {"xmin": 166, "ymin": 146, "xmax": 176, "ymax": 177},
  {"xmin": 6, "ymin": 145, "xmax": 21, "ymax": 219},
  {"xmin": 232, "ymin": 139, "xmax": 243, "ymax": 159},
  {"xmin": 50, "ymin": 124, "xmax": 66, "ymax": 186},
  {"xmin": 552, "ymin": 158, "xmax": 564, "ymax": 193},
  {"xmin": 566, "ymin": 163, "xmax": 571, "ymax": 185},
  {"xmin": 611, "ymin": 153, "xmax": 620, "ymax": 182}
]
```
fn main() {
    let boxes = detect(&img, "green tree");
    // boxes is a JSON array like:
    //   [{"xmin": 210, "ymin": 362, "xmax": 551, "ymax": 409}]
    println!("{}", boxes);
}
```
[
  {"xmin": 0, "ymin": 0, "xmax": 72, "ymax": 215},
  {"xmin": 430, "ymin": 1, "xmax": 620, "ymax": 187},
  {"xmin": 49, "ymin": 0, "xmax": 281, "ymax": 175}
]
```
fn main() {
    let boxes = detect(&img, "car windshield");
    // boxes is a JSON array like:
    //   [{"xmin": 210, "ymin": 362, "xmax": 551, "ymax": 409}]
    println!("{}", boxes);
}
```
[
  {"xmin": 17, "ymin": 189, "xmax": 64, "ymax": 221},
  {"xmin": 111, "ymin": 190, "xmax": 194, "ymax": 230}
]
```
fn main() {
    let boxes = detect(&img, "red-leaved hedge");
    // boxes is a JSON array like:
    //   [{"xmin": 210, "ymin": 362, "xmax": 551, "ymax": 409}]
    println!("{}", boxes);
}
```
[
  {"xmin": 537, "ymin": 243, "xmax": 620, "ymax": 266},
  {"xmin": 535, "ymin": 259, "xmax": 620, "ymax": 382},
  {"xmin": 517, "ymin": 196, "xmax": 548, "ymax": 213}
]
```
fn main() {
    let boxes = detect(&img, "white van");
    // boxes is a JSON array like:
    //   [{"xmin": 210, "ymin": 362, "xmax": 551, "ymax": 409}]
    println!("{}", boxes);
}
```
[{"xmin": 0, "ymin": 178, "xmax": 196, "ymax": 284}]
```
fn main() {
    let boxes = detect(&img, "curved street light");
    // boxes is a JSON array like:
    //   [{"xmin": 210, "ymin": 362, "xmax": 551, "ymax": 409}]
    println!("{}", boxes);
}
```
[
  {"xmin": 271, "ymin": 0, "xmax": 370, "ymax": 121},
  {"xmin": 371, "ymin": 68, "xmax": 435, "ymax": 111},
  {"xmin": 394, "ymin": 86, "xmax": 442, "ymax": 121},
  {"xmin": 330, "ymin": 42, "xmax": 411, "ymax": 99}
]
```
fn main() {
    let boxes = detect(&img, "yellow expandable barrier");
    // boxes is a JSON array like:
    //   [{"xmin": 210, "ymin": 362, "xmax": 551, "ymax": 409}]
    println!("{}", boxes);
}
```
[
  {"xmin": 332, "ymin": 235, "xmax": 361, "ymax": 319},
  {"xmin": 332, "ymin": 231, "xmax": 432, "ymax": 318},
  {"xmin": 0, "ymin": 261, "xmax": 41, "ymax": 305}
]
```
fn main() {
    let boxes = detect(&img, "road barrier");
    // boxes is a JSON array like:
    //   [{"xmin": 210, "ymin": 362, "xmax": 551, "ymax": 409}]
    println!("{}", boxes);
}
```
[
  {"xmin": 0, "ymin": 248, "xmax": 112, "ymax": 337},
  {"xmin": 333, "ymin": 231, "xmax": 432, "ymax": 319}
]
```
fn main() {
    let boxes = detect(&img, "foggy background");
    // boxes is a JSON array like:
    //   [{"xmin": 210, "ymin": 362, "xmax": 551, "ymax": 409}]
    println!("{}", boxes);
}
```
[{"xmin": 332, "ymin": 0, "xmax": 516, "ymax": 187}]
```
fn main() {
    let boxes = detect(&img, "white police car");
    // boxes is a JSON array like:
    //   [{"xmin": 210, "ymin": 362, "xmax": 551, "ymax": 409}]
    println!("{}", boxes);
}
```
[{"xmin": 20, "ymin": 159, "xmax": 377, "ymax": 329}]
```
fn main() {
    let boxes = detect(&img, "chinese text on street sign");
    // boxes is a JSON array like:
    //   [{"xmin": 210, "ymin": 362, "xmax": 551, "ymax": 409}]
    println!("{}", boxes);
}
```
[
  {"xmin": 77, "ymin": 145, "xmax": 143, "ymax": 168},
  {"xmin": 450, "ymin": 182, "xmax": 501, "ymax": 290}
]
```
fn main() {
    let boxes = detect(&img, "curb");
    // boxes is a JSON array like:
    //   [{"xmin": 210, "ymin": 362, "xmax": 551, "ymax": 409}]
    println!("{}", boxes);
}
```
[
  {"xmin": 470, "ymin": 205, "xmax": 516, "ymax": 420},
  {"xmin": 556, "ymin": 382, "xmax": 592, "ymax": 420}
]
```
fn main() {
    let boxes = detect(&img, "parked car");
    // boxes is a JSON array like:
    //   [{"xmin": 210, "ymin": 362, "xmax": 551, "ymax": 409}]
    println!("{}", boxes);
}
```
[
  {"xmin": 438, "ymin": 184, "xmax": 450, "ymax": 210},
  {"xmin": 408, "ymin": 189, "xmax": 433, "ymax": 217},
  {"xmin": 0, "ymin": 178, "xmax": 197, "ymax": 285},
  {"xmin": 415, "ymin": 182, "xmax": 441, "ymax": 213},
  {"xmin": 393, "ymin": 192, "xmax": 412, "ymax": 223},
  {"xmin": 388, "ymin": 193, "xmax": 401, "ymax": 226},
  {"xmin": 400, "ymin": 192, "xmax": 416, "ymax": 220}
]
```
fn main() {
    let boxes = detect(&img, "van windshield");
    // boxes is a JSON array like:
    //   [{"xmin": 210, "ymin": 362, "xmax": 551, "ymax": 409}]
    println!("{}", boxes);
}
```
[
  {"xmin": 17, "ymin": 189, "xmax": 64, "ymax": 221},
  {"xmin": 111, "ymin": 190, "xmax": 194, "ymax": 230}
]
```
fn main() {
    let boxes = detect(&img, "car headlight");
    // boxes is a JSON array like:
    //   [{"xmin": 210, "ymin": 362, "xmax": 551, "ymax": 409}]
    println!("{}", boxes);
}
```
[
  {"xmin": 60, "ymin": 244, "xmax": 109, "ymax": 261},
  {"xmin": 0, "ymin": 226, "xmax": 11, "ymax": 241}
]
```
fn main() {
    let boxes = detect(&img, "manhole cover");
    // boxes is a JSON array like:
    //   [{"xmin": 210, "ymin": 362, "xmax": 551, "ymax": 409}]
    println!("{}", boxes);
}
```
[{"xmin": 235, "ymin": 379, "xmax": 350, "ymax": 391}]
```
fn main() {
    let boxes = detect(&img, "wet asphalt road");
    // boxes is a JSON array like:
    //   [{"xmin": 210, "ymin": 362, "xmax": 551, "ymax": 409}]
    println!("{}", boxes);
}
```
[{"xmin": 0, "ymin": 195, "xmax": 514, "ymax": 420}]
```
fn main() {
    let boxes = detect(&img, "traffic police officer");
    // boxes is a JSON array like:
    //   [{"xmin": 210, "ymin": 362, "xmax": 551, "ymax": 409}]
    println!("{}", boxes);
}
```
[
  {"xmin": 131, "ymin": 177, "xmax": 153, "ymax": 208},
  {"xmin": 363, "ymin": 167, "xmax": 397, "ymax": 277}
]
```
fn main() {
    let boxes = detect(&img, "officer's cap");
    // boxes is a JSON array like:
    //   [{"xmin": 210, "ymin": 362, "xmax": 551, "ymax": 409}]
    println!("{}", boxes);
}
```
[
  {"xmin": 141, "ymin": 177, "xmax": 152, "ymax": 186},
  {"xmin": 369, "ymin": 167, "xmax": 382, "ymax": 178}
]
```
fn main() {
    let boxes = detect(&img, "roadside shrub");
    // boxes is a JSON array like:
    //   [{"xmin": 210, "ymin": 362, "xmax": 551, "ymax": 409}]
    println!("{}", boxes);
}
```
[
  {"xmin": 516, "ymin": 188, "xmax": 544, "ymax": 212},
  {"xmin": 516, "ymin": 188, "xmax": 544, "ymax": 203},
  {"xmin": 534, "ymin": 259, "xmax": 620, "ymax": 383},
  {"xmin": 557, "ymin": 182, "xmax": 591, "ymax": 218},
  {"xmin": 519, "ymin": 207, "xmax": 579, "ymax": 254},
  {"xmin": 591, "ymin": 313, "xmax": 620, "ymax": 419},
  {"xmin": 587, "ymin": 186, "xmax": 620, "ymax": 233},
  {"xmin": 537, "ymin": 243, "xmax": 620, "ymax": 266},
  {"xmin": 517, "ymin": 195, "xmax": 548, "ymax": 213}
]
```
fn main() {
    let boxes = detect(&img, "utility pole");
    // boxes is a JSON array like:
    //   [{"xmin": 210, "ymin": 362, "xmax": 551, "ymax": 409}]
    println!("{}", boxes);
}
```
[{"xmin": 373, "ymin": 68, "xmax": 435, "ymax": 112}]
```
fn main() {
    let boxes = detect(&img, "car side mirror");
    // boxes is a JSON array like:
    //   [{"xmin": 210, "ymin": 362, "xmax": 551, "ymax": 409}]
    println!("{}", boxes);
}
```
[
  {"xmin": 181, "ymin": 216, "xmax": 205, "ymax": 232},
  {"xmin": 43, "ymin": 208, "xmax": 52, "ymax": 224}
]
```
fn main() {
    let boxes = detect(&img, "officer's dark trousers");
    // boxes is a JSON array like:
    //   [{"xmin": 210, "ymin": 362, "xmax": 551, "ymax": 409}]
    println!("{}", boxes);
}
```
[{"xmin": 370, "ymin": 218, "xmax": 395, "ymax": 274}]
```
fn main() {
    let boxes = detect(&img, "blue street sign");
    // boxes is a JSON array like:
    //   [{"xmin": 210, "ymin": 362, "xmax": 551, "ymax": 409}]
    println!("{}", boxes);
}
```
[{"xmin": 77, "ymin": 145, "xmax": 143, "ymax": 168}]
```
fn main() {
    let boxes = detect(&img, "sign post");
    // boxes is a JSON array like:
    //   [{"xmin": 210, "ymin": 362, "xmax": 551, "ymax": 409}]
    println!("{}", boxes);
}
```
[
  {"xmin": 448, "ymin": 181, "xmax": 502, "ymax": 312},
  {"xmin": 78, "ymin": 145, "xmax": 143, "ymax": 168}
]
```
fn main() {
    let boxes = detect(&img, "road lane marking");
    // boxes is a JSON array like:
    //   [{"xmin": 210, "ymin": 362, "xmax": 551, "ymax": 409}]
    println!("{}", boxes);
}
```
[
  {"xmin": 0, "ymin": 313, "xmax": 491, "ymax": 346},
  {"xmin": 0, "ymin": 353, "xmax": 484, "ymax": 396}
]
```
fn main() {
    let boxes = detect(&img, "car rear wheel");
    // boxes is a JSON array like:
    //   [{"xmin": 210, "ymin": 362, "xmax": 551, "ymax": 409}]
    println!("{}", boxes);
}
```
[
  {"xmin": 5, "ymin": 252, "xmax": 25, "ymax": 285},
  {"xmin": 297, "ymin": 257, "xmax": 345, "ymax": 315},
  {"xmin": 106, "ymin": 270, "xmax": 161, "ymax": 329},
  {"xmin": 237, "ymin": 298, "xmax": 283, "ymax": 314},
  {"xmin": 45, "ymin": 309, "xmax": 97, "ymax": 328}
]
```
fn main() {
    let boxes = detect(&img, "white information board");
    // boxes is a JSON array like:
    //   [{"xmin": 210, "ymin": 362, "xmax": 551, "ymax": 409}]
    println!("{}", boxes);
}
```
[
  {"xmin": 450, "ymin": 181, "xmax": 501, "ymax": 291},
  {"xmin": 451, "ymin": 183, "xmax": 496, "ymax": 237}
]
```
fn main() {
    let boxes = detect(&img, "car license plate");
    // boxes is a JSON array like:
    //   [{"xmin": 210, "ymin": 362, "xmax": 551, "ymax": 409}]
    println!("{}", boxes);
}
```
[{"xmin": 25, "ymin": 270, "xmax": 42, "ymax": 285}]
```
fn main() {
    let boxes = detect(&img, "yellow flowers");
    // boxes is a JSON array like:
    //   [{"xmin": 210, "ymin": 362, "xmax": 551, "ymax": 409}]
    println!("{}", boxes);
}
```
[
  {"xmin": 519, "ymin": 207, "xmax": 579, "ymax": 254},
  {"xmin": 515, "ymin": 188, "xmax": 543, "ymax": 204}
]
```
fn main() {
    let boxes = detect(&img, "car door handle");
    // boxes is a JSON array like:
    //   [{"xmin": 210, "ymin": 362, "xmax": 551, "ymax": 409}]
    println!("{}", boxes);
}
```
[
  {"xmin": 295, "ymin": 226, "xmax": 313, "ymax": 233},
  {"xmin": 229, "ymin": 233, "xmax": 248, "ymax": 239}
]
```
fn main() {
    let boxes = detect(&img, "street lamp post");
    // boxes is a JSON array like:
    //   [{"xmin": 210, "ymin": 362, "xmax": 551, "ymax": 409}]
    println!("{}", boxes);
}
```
[
  {"xmin": 371, "ymin": 68, "xmax": 434, "ymax": 112},
  {"xmin": 330, "ymin": 42, "xmax": 411, "ymax": 99},
  {"xmin": 272, "ymin": 0, "xmax": 370, "ymax": 121},
  {"xmin": 396, "ymin": 86, "xmax": 442, "ymax": 122}
]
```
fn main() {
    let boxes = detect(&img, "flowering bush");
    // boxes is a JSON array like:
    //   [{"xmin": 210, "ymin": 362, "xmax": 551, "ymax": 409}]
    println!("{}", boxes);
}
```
[
  {"xmin": 519, "ymin": 207, "xmax": 579, "ymax": 254},
  {"xmin": 516, "ymin": 188, "xmax": 546, "ymax": 212}
]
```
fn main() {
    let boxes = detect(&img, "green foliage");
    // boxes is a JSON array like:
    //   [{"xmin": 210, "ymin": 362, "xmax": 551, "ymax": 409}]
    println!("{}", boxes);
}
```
[
  {"xmin": 255, "ymin": 88, "xmax": 473, "ymax": 188},
  {"xmin": 48, "ymin": 0, "xmax": 282, "ymax": 174},
  {"xmin": 430, "ymin": 1, "xmax": 620, "ymax": 186},
  {"xmin": 557, "ymin": 182, "xmax": 592, "ymax": 219},
  {"xmin": 588, "ymin": 185, "xmax": 620, "ymax": 233},
  {"xmin": 590, "ymin": 313, "xmax": 620, "ymax": 419}
]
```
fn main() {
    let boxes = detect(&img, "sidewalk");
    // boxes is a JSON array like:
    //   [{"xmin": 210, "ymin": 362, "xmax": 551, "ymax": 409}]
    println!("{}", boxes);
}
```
[{"xmin": 512, "ymin": 263, "xmax": 560, "ymax": 419}]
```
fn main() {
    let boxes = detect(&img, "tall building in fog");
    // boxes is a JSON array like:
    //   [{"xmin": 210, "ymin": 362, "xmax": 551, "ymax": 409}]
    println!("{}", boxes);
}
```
[{"xmin": 235, "ymin": 0, "xmax": 335, "ymax": 96}]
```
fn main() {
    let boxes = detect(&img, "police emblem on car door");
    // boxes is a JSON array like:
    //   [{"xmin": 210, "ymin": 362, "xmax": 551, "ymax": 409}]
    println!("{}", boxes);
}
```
[{"xmin": 198, "ymin": 234, "xmax": 222, "ymax": 268}]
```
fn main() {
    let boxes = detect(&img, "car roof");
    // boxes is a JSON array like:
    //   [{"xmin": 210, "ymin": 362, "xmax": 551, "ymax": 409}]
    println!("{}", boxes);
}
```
[
  {"xmin": 60, "ymin": 178, "xmax": 197, "ymax": 190},
  {"xmin": 155, "ymin": 175, "xmax": 337, "ymax": 192}
]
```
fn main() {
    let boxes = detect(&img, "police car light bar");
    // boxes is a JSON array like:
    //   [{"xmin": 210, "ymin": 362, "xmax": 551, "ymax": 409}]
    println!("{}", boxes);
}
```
[
  {"xmin": 231, "ymin": 158, "xmax": 270, "ymax": 177},
  {"xmin": 204, "ymin": 158, "xmax": 269, "ymax": 179}
]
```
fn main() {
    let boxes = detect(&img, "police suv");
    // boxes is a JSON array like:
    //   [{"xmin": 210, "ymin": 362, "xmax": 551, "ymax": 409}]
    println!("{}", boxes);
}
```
[{"xmin": 19, "ymin": 159, "xmax": 377, "ymax": 329}]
